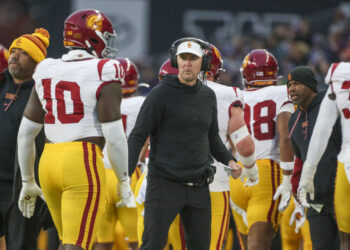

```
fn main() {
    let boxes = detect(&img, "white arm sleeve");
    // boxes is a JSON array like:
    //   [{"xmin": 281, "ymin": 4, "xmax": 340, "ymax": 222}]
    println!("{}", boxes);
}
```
[
  {"xmin": 101, "ymin": 119, "xmax": 128, "ymax": 182},
  {"xmin": 17, "ymin": 116, "xmax": 43, "ymax": 181},
  {"xmin": 305, "ymin": 88, "xmax": 339, "ymax": 167}
]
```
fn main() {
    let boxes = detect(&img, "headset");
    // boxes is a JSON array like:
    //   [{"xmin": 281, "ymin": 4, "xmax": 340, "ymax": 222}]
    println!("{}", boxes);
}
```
[{"xmin": 169, "ymin": 37, "xmax": 212, "ymax": 72}]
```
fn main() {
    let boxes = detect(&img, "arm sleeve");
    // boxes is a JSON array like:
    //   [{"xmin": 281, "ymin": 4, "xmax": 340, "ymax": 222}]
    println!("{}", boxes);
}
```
[
  {"xmin": 128, "ymin": 88, "xmax": 164, "ymax": 175},
  {"xmin": 209, "ymin": 95, "xmax": 235, "ymax": 164},
  {"xmin": 305, "ymin": 87, "xmax": 339, "ymax": 166},
  {"xmin": 101, "ymin": 119, "xmax": 128, "ymax": 182},
  {"xmin": 17, "ymin": 116, "xmax": 43, "ymax": 181}
]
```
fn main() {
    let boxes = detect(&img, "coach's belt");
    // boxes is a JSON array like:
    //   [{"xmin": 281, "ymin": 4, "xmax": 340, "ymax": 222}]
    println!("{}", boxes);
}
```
[{"xmin": 181, "ymin": 181, "xmax": 206, "ymax": 187}]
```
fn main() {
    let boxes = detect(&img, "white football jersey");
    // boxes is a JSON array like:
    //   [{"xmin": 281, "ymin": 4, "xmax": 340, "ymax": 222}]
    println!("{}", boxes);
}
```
[
  {"xmin": 34, "ymin": 50, "xmax": 124, "ymax": 142},
  {"xmin": 242, "ymin": 85, "xmax": 293, "ymax": 162},
  {"xmin": 121, "ymin": 96, "xmax": 146, "ymax": 137},
  {"xmin": 325, "ymin": 62, "xmax": 350, "ymax": 161},
  {"xmin": 103, "ymin": 95, "xmax": 145, "ymax": 169},
  {"xmin": 206, "ymin": 80, "xmax": 244, "ymax": 192}
]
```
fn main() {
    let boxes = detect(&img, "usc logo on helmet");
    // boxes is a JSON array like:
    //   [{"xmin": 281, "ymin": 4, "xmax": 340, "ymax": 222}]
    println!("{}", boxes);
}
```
[
  {"xmin": 213, "ymin": 46, "xmax": 222, "ymax": 61},
  {"xmin": 86, "ymin": 14, "xmax": 104, "ymax": 31},
  {"xmin": 242, "ymin": 55, "xmax": 249, "ymax": 69}
]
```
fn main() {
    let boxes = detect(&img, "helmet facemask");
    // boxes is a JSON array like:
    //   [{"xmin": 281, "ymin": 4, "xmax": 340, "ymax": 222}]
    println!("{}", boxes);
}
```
[{"xmin": 95, "ymin": 30, "xmax": 118, "ymax": 58}]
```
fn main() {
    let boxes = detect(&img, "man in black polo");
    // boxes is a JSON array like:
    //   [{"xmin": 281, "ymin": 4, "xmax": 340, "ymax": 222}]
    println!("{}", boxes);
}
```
[
  {"xmin": 287, "ymin": 66, "xmax": 341, "ymax": 250},
  {"xmin": 128, "ymin": 38, "xmax": 241, "ymax": 249}
]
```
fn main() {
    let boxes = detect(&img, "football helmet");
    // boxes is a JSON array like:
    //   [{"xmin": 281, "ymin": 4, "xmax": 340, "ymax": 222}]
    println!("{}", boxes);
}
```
[
  {"xmin": 206, "ymin": 44, "xmax": 224, "ymax": 80},
  {"xmin": 117, "ymin": 58, "xmax": 139, "ymax": 95},
  {"xmin": 158, "ymin": 59, "xmax": 179, "ymax": 80},
  {"xmin": 241, "ymin": 49, "xmax": 278, "ymax": 88},
  {"xmin": 0, "ymin": 45, "xmax": 9, "ymax": 73},
  {"xmin": 63, "ymin": 9, "xmax": 118, "ymax": 59}
]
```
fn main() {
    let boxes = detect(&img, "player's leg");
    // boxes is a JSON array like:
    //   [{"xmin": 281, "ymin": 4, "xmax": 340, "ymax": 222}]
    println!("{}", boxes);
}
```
[
  {"xmin": 246, "ymin": 159, "xmax": 282, "ymax": 250},
  {"xmin": 168, "ymin": 214, "xmax": 186, "ymax": 250},
  {"xmin": 334, "ymin": 162, "xmax": 350, "ymax": 250},
  {"xmin": 117, "ymin": 206, "xmax": 139, "ymax": 249},
  {"xmin": 60, "ymin": 142, "xmax": 106, "ymax": 250},
  {"xmin": 38, "ymin": 143, "xmax": 64, "ymax": 243},
  {"xmin": 229, "ymin": 175, "xmax": 248, "ymax": 249},
  {"xmin": 280, "ymin": 197, "xmax": 312, "ymax": 250},
  {"xmin": 134, "ymin": 172, "xmax": 146, "ymax": 246},
  {"xmin": 210, "ymin": 191, "xmax": 230, "ymax": 250},
  {"xmin": 94, "ymin": 169, "xmax": 118, "ymax": 250}
]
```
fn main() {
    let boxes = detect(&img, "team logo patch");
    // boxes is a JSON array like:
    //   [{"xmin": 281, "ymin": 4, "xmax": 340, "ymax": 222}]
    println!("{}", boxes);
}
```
[
  {"xmin": 86, "ymin": 14, "xmax": 104, "ymax": 31},
  {"xmin": 15, "ymin": 39, "xmax": 22, "ymax": 47},
  {"xmin": 5, "ymin": 93, "xmax": 16, "ymax": 100},
  {"xmin": 302, "ymin": 121, "xmax": 308, "ymax": 127},
  {"xmin": 187, "ymin": 42, "xmax": 192, "ymax": 48}
]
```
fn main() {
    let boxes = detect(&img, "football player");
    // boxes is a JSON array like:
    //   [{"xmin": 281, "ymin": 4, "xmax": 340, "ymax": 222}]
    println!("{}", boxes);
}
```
[
  {"xmin": 95, "ymin": 58, "xmax": 143, "ymax": 250},
  {"xmin": 298, "ymin": 62, "xmax": 350, "ymax": 249},
  {"xmin": 229, "ymin": 49, "xmax": 295, "ymax": 250},
  {"xmin": 17, "ymin": 9, "xmax": 133, "ymax": 250},
  {"xmin": 205, "ymin": 44, "xmax": 257, "ymax": 250}
]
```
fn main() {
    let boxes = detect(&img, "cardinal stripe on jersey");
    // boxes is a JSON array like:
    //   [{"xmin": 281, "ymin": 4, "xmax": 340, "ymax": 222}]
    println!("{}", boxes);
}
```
[{"xmin": 97, "ymin": 59, "xmax": 110, "ymax": 80}]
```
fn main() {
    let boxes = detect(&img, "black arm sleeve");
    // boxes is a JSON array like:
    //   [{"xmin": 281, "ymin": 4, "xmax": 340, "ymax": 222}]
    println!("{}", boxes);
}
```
[
  {"xmin": 128, "ymin": 88, "xmax": 164, "ymax": 175},
  {"xmin": 209, "ymin": 96, "xmax": 235, "ymax": 165}
]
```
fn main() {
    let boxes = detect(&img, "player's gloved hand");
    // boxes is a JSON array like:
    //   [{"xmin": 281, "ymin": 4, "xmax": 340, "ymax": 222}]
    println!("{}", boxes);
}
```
[
  {"xmin": 18, "ymin": 179, "xmax": 45, "ymax": 218},
  {"xmin": 116, "ymin": 177, "xmax": 136, "ymax": 208},
  {"xmin": 298, "ymin": 162, "xmax": 316, "ymax": 207},
  {"xmin": 273, "ymin": 174, "xmax": 292, "ymax": 212},
  {"xmin": 289, "ymin": 200, "xmax": 306, "ymax": 233},
  {"xmin": 240, "ymin": 164, "xmax": 259, "ymax": 187}
]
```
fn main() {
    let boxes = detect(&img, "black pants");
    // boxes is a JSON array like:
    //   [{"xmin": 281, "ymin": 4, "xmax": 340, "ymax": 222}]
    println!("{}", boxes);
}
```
[
  {"xmin": 141, "ymin": 174, "xmax": 211, "ymax": 250},
  {"xmin": 0, "ymin": 183, "xmax": 13, "ymax": 237},
  {"xmin": 5, "ymin": 197, "xmax": 54, "ymax": 250},
  {"xmin": 307, "ymin": 207, "xmax": 340, "ymax": 250}
]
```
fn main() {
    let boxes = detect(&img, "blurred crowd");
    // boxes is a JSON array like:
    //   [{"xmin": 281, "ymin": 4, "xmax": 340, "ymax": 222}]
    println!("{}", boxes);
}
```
[
  {"xmin": 134, "ymin": 7, "xmax": 350, "ymax": 91},
  {"xmin": 1, "ymin": 1, "xmax": 350, "ymax": 91}
]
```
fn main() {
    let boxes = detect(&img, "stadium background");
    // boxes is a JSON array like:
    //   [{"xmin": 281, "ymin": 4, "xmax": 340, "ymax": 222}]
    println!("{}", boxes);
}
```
[
  {"xmin": 1, "ymin": 0, "xmax": 349, "ymax": 91},
  {"xmin": 0, "ymin": 0, "xmax": 348, "ymax": 249}
]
